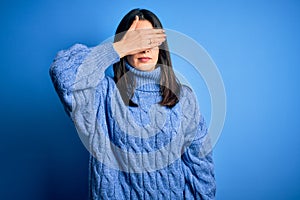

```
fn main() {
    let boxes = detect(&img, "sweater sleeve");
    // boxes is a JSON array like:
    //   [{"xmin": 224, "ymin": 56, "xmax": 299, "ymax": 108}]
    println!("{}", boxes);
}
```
[
  {"xmin": 181, "ymin": 87, "xmax": 216, "ymax": 200},
  {"xmin": 49, "ymin": 42, "xmax": 120, "ymax": 137},
  {"xmin": 181, "ymin": 115, "xmax": 216, "ymax": 200}
]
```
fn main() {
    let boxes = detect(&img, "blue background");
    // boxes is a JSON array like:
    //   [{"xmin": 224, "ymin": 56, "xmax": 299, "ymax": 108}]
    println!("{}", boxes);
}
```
[{"xmin": 1, "ymin": 0, "xmax": 299, "ymax": 199}]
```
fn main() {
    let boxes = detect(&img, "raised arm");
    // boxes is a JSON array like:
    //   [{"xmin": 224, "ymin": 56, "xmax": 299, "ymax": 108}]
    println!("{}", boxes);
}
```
[
  {"xmin": 49, "ymin": 42, "xmax": 120, "ymax": 117},
  {"xmin": 49, "ymin": 16, "xmax": 166, "ymax": 116},
  {"xmin": 49, "ymin": 16, "xmax": 166, "ymax": 139}
]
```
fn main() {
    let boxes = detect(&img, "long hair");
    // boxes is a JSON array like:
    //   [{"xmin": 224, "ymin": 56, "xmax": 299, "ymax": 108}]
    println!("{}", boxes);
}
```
[{"xmin": 113, "ymin": 8, "xmax": 180, "ymax": 107}]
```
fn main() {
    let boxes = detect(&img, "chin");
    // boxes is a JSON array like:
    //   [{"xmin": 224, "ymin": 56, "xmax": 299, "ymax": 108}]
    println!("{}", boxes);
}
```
[{"xmin": 135, "ymin": 63, "xmax": 156, "ymax": 71}]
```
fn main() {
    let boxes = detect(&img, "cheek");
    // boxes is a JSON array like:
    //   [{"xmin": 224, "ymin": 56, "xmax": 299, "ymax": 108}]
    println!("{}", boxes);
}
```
[{"xmin": 152, "ymin": 50, "xmax": 159, "ymax": 61}]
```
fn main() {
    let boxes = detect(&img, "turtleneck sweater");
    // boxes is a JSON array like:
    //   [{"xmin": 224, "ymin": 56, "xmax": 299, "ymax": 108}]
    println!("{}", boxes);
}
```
[
  {"xmin": 49, "ymin": 42, "xmax": 216, "ymax": 200},
  {"xmin": 125, "ymin": 61, "xmax": 161, "ymax": 92}
]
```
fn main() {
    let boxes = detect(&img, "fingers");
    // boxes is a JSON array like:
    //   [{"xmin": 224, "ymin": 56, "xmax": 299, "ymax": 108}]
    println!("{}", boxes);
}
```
[
  {"xmin": 127, "ymin": 35, "xmax": 166, "ymax": 55},
  {"xmin": 128, "ymin": 28, "xmax": 166, "ymax": 47},
  {"xmin": 146, "ymin": 33, "xmax": 166, "ymax": 48},
  {"xmin": 138, "ymin": 29, "xmax": 166, "ymax": 50},
  {"xmin": 145, "ymin": 32, "xmax": 166, "ymax": 40},
  {"xmin": 146, "ymin": 38, "xmax": 166, "ymax": 49},
  {"xmin": 118, "ymin": 21, "xmax": 167, "ymax": 56},
  {"xmin": 138, "ymin": 28, "xmax": 165, "ymax": 35},
  {"xmin": 150, "ymin": 37, "xmax": 166, "ymax": 46},
  {"xmin": 128, "ymin": 15, "xmax": 139, "ymax": 31},
  {"xmin": 136, "ymin": 29, "xmax": 166, "ymax": 43}
]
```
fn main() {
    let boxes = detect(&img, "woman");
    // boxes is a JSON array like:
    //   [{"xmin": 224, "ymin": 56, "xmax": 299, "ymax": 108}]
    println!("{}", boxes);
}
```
[{"xmin": 50, "ymin": 8, "xmax": 216, "ymax": 200}]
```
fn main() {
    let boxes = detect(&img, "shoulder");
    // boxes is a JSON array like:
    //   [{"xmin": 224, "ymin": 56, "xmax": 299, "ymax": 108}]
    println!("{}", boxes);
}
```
[
  {"xmin": 179, "ymin": 84, "xmax": 198, "ymax": 107},
  {"xmin": 179, "ymin": 84, "xmax": 197, "ymax": 101},
  {"xmin": 179, "ymin": 84, "xmax": 202, "ymax": 118},
  {"xmin": 179, "ymin": 85, "xmax": 207, "ymax": 138}
]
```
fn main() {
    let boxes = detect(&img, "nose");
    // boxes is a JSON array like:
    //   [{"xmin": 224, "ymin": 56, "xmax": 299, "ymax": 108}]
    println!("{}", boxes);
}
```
[{"xmin": 142, "ymin": 49, "xmax": 151, "ymax": 54}]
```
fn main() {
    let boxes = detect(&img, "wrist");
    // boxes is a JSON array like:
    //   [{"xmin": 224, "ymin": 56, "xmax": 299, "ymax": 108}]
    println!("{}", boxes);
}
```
[{"xmin": 113, "ymin": 41, "xmax": 126, "ymax": 58}]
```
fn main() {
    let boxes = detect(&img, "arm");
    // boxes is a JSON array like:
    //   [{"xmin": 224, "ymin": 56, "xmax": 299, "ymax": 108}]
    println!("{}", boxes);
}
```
[
  {"xmin": 49, "ymin": 42, "xmax": 120, "ymax": 115},
  {"xmin": 179, "ymin": 87, "xmax": 216, "ymax": 199},
  {"xmin": 49, "ymin": 42, "xmax": 120, "ymax": 135},
  {"xmin": 181, "ymin": 115, "xmax": 216, "ymax": 200},
  {"xmin": 49, "ymin": 16, "xmax": 166, "ymax": 137},
  {"xmin": 49, "ymin": 16, "xmax": 166, "ymax": 114}
]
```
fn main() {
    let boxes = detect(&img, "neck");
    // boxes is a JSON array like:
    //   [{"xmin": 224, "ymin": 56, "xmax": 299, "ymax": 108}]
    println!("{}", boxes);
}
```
[{"xmin": 125, "ymin": 62, "xmax": 161, "ymax": 92}]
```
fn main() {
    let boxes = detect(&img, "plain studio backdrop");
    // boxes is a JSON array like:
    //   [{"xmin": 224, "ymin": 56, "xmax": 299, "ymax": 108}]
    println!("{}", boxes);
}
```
[{"xmin": 0, "ymin": 0, "xmax": 299, "ymax": 199}]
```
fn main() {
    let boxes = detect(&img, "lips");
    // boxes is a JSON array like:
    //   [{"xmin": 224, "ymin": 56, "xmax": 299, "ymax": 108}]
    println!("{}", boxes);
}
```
[{"xmin": 138, "ymin": 57, "xmax": 151, "ymax": 63}]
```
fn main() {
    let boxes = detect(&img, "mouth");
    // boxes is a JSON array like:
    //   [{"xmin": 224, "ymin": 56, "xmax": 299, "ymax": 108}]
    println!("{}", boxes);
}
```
[{"xmin": 138, "ymin": 57, "xmax": 152, "ymax": 63}]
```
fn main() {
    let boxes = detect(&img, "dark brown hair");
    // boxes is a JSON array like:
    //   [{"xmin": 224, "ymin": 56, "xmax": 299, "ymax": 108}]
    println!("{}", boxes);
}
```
[{"xmin": 113, "ymin": 8, "xmax": 180, "ymax": 107}]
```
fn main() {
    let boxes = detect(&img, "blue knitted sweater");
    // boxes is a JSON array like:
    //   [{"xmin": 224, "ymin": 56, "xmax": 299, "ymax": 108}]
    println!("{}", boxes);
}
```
[{"xmin": 49, "ymin": 42, "xmax": 216, "ymax": 199}]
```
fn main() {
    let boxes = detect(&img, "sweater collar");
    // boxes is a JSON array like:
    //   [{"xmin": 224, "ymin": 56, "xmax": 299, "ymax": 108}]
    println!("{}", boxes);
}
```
[{"xmin": 125, "ymin": 62, "xmax": 161, "ymax": 92}]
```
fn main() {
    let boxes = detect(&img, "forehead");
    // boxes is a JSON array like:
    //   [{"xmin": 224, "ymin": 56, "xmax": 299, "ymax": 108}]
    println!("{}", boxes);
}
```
[{"xmin": 135, "ymin": 20, "xmax": 153, "ymax": 29}]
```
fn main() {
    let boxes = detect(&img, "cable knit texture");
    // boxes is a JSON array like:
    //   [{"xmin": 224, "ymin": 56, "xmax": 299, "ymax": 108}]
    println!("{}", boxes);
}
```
[{"xmin": 49, "ymin": 42, "xmax": 216, "ymax": 200}]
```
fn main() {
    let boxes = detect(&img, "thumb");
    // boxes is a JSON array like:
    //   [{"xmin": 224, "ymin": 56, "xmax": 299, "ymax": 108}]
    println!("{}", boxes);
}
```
[{"xmin": 128, "ymin": 15, "xmax": 139, "ymax": 31}]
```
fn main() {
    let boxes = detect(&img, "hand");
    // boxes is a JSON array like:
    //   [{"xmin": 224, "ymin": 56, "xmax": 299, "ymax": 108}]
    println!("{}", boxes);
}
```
[{"xmin": 113, "ymin": 16, "xmax": 166, "ymax": 58}]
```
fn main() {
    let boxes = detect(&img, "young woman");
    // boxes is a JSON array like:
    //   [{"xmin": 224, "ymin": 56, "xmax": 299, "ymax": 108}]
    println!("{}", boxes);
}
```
[{"xmin": 50, "ymin": 8, "xmax": 216, "ymax": 200}]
